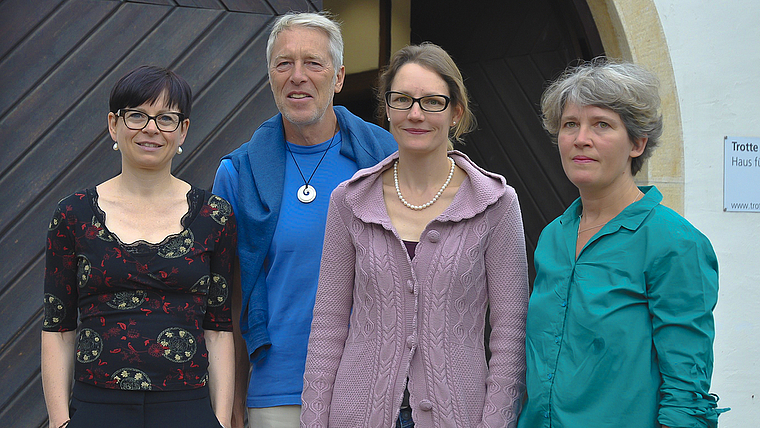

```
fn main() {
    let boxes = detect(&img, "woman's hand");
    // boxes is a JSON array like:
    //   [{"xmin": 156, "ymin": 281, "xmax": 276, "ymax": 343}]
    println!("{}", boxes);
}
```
[
  {"xmin": 230, "ymin": 259, "xmax": 249, "ymax": 428},
  {"xmin": 206, "ymin": 330, "xmax": 235, "ymax": 428},
  {"xmin": 42, "ymin": 331, "xmax": 76, "ymax": 428}
]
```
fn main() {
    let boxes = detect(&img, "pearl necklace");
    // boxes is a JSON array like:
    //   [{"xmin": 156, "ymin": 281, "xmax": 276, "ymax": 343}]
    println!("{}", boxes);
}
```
[{"xmin": 394, "ymin": 156, "xmax": 455, "ymax": 210}]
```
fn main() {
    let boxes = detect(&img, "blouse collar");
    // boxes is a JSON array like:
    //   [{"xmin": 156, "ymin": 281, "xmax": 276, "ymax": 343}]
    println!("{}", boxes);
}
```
[{"xmin": 342, "ymin": 150, "xmax": 509, "ymax": 227}]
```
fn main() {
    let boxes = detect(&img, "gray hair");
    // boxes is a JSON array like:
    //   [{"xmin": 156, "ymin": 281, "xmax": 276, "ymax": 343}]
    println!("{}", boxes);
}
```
[
  {"xmin": 266, "ymin": 12, "xmax": 344, "ymax": 76},
  {"xmin": 541, "ymin": 58, "xmax": 663, "ymax": 175}
]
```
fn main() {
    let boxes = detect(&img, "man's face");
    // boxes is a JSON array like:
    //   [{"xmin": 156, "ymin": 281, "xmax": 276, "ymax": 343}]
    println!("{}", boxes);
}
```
[{"xmin": 268, "ymin": 27, "xmax": 345, "ymax": 127}]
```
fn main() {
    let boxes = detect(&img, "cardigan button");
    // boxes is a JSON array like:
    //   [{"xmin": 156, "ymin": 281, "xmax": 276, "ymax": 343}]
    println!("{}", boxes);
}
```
[
  {"xmin": 406, "ymin": 335, "xmax": 416, "ymax": 349},
  {"xmin": 419, "ymin": 400, "xmax": 433, "ymax": 411},
  {"xmin": 407, "ymin": 280, "xmax": 414, "ymax": 293},
  {"xmin": 427, "ymin": 230, "xmax": 440, "ymax": 242}
]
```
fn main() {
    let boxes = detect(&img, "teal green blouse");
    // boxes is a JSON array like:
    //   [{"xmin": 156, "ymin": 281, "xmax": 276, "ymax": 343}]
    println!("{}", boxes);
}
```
[{"xmin": 519, "ymin": 186, "xmax": 720, "ymax": 428}]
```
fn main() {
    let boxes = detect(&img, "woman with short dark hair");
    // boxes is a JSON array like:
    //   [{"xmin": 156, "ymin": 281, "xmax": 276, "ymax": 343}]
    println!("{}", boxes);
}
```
[{"xmin": 41, "ymin": 65, "xmax": 236, "ymax": 428}]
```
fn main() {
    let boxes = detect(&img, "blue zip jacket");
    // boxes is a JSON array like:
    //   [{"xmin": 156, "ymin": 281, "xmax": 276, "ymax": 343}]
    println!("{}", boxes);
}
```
[{"xmin": 219, "ymin": 106, "xmax": 397, "ymax": 361}]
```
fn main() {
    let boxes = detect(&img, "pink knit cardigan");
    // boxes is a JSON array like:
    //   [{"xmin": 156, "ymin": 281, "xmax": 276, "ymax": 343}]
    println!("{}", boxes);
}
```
[{"xmin": 301, "ymin": 151, "xmax": 528, "ymax": 428}]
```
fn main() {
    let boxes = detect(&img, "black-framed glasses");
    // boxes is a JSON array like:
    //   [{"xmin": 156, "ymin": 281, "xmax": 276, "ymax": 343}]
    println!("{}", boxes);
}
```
[
  {"xmin": 385, "ymin": 91, "xmax": 450, "ymax": 112},
  {"xmin": 117, "ymin": 109, "xmax": 185, "ymax": 132}
]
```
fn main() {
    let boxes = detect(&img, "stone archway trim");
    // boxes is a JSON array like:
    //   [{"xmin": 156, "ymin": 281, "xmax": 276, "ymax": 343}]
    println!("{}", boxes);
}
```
[{"xmin": 586, "ymin": 0, "xmax": 684, "ymax": 214}]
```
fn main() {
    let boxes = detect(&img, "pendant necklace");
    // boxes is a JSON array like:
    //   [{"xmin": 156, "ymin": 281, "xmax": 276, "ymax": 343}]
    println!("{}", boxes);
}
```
[{"xmin": 285, "ymin": 126, "xmax": 339, "ymax": 204}]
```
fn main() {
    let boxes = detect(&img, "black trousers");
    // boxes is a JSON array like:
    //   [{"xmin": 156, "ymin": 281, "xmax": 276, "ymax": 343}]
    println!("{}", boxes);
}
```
[{"xmin": 68, "ymin": 381, "xmax": 223, "ymax": 428}]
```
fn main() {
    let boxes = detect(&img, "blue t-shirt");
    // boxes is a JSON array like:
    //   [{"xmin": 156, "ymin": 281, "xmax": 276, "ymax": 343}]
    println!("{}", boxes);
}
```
[{"xmin": 215, "ymin": 132, "xmax": 359, "ymax": 407}]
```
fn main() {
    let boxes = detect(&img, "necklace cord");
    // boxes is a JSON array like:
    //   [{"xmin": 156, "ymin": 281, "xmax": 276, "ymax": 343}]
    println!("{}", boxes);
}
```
[
  {"xmin": 578, "ymin": 190, "xmax": 643, "ymax": 234},
  {"xmin": 285, "ymin": 127, "xmax": 340, "ymax": 187}
]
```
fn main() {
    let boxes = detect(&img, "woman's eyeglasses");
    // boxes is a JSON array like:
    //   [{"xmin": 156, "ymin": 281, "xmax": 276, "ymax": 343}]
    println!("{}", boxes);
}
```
[
  {"xmin": 117, "ymin": 109, "xmax": 185, "ymax": 132},
  {"xmin": 385, "ymin": 91, "xmax": 450, "ymax": 112}
]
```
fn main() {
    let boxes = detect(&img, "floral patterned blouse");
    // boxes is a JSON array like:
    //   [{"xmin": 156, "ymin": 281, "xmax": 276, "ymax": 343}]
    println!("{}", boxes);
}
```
[{"xmin": 43, "ymin": 187, "xmax": 236, "ymax": 391}]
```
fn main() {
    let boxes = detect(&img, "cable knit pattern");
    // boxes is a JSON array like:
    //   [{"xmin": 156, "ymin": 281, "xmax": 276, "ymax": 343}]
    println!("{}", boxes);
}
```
[{"xmin": 301, "ymin": 151, "xmax": 528, "ymax": 428}]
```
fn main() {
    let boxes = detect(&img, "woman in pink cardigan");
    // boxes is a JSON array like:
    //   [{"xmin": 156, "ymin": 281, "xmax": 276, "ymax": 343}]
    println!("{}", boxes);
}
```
[{"xmin": 301, "ymin": 43, "xmax": 529, "ymax": 428}]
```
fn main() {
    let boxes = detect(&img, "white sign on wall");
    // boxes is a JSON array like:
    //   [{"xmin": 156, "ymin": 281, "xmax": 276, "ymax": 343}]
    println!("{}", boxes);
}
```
[{"xmin": 724, "ymin": 136, "xmax": 760, "ymax": 212}]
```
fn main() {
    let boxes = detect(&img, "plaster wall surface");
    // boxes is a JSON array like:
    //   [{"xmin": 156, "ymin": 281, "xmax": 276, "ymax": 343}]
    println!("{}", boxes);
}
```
[
  {"xmin": 652, "ymin": 1, "xmax": 760, "ymax": 425},
  {"xmin": 324, "ymin": 0, "xmax": 380, "ymax": 73}
]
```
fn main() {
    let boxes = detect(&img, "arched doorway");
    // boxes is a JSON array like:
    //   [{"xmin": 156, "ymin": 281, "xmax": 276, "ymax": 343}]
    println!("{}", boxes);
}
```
[{"xmin": 410, "ymin": 0, "xmax": 605, "ymax": 280}]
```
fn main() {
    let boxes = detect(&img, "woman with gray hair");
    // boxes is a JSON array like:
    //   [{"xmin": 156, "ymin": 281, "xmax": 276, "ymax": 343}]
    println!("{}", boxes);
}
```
[{"xmin": 518, "ymin": 59, "xmax": 722, "ymax": 428}]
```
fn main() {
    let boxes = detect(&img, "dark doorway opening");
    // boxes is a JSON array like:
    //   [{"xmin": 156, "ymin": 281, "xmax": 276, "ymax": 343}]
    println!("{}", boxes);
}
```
[
  {"xmin": 337, "ymin": 0, "xmax": 603, "ymax": 281},
  {"xmin": 410, "ymin": 0, "xmax": 605, "ymax": 281}
]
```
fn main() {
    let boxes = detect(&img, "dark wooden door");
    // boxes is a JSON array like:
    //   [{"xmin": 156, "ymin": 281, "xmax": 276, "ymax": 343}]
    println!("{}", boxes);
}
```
[
  {"xmin": 411, "ymin": 0, "xmax": 604, "ymax": 281},
  {"xmin": 0, "ymin": 1, "xmax": 319, "ymax": 426}
]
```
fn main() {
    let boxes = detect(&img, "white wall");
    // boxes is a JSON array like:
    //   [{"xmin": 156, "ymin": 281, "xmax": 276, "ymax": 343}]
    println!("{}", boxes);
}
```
[{"xmin": 653, "ymin": 1, "xmax": 760, "ymax": 426}]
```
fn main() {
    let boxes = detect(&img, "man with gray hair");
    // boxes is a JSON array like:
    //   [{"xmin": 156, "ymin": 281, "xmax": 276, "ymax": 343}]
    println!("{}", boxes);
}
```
[{"xmin": 213, "ymin": 12, "xmax": 396, "ymax": 428}]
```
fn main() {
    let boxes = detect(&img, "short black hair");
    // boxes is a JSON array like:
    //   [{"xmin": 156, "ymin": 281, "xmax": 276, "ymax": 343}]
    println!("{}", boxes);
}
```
[{"xmin": 109, "ymin": 65, "xmax": 192, "ymax": 117}]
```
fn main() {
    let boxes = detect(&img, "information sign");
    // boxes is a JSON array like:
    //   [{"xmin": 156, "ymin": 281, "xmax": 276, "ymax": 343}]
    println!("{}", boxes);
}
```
[{"xmin": 724, "ymin": 136, "xmax": 760, "ymax": 212}]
